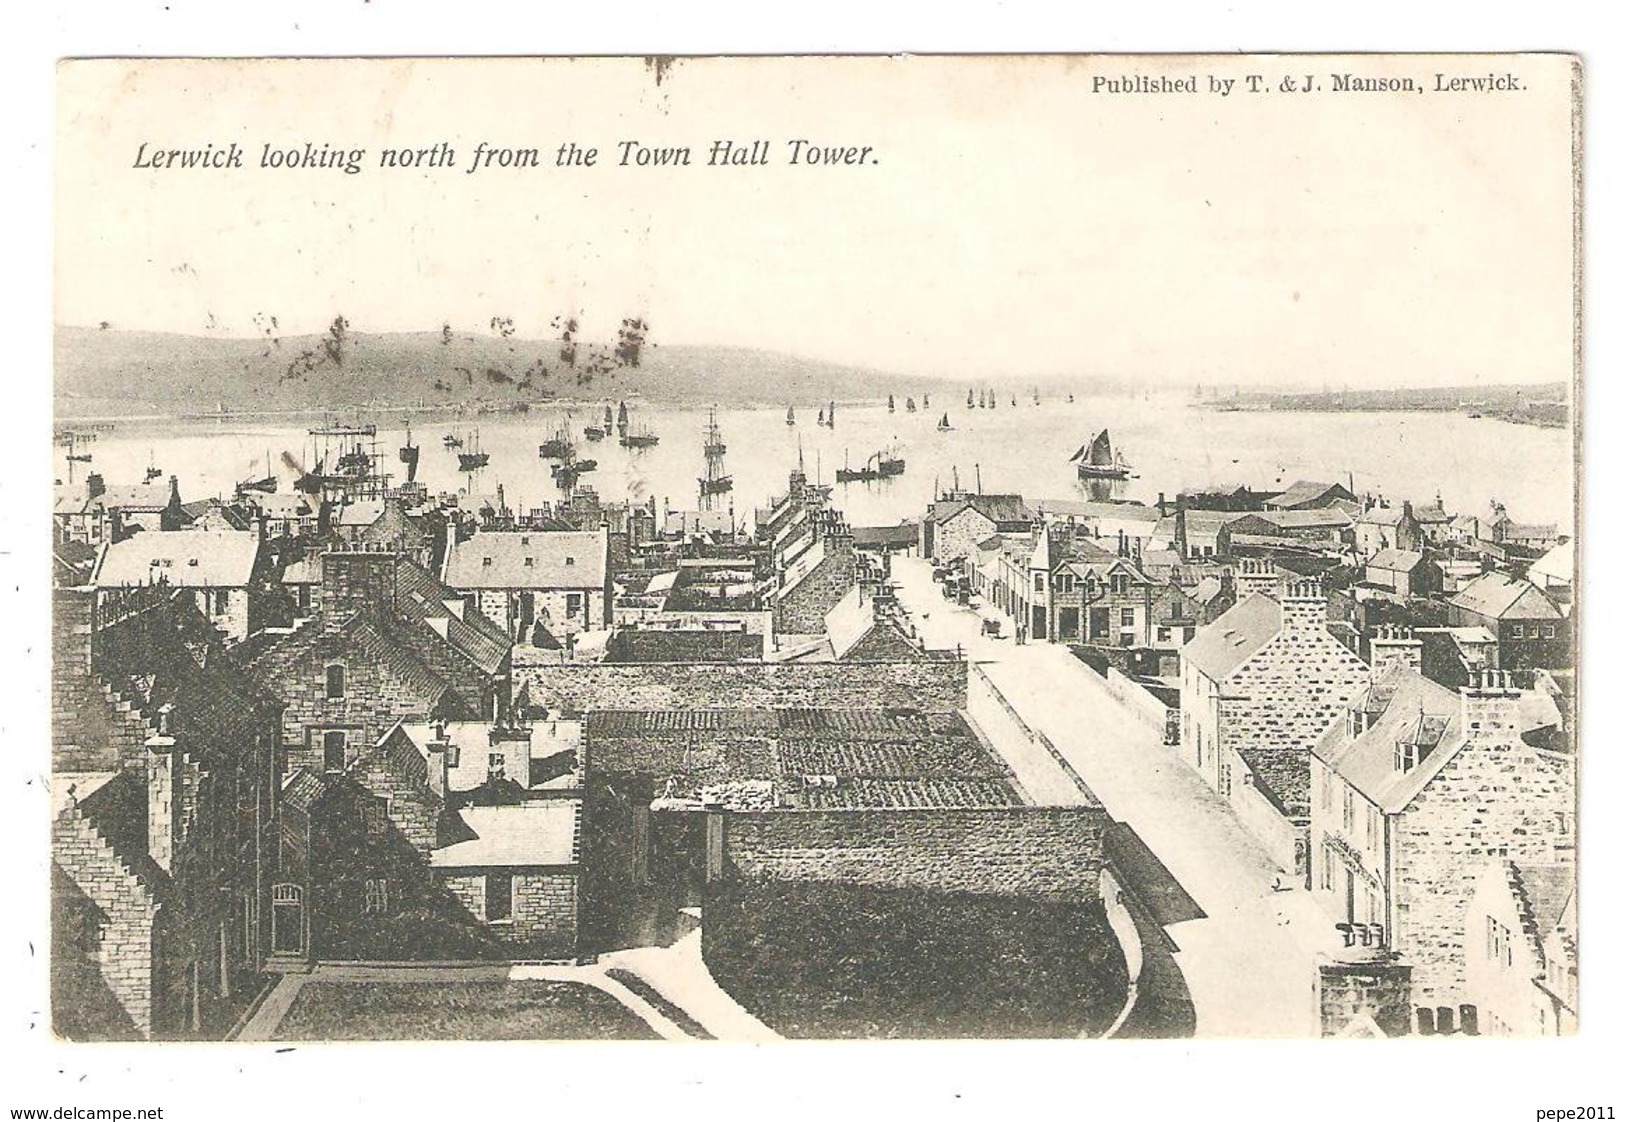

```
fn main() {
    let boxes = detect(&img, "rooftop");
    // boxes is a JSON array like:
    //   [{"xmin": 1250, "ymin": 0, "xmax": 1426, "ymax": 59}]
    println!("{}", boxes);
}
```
[
  {"xmin": 92, "ymin": 530, "xmax": 261, "ymax": 588},
  {"xmin": 1180, "ymin": 592, "xmax": 1281, "ymax": 681},
  {"xmin": 429, "ymin": 800, "xmax": 582, "ymax": 868},
  {"xmin": 1449, "ymin": 571, "xmax": 1563, "ymax": 621},
  {"xmin": 443, "ymin": 529, "xmax": 607, "ymax": 590}
]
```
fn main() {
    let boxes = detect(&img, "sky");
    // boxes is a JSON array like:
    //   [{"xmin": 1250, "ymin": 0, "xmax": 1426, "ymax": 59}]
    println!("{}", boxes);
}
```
[{"xmin": 55, "ymin": 55, "xmax": 1578, "ymax": 388}]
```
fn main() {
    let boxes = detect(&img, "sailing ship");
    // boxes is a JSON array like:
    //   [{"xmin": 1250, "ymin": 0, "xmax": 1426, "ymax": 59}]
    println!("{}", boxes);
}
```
[
  {"xmin": 816, "ymin": 406, "xmax": 826, "ymax": 427},
  {"xmin": 616, "ymin": 401, "xmax": 630, "ymax": 436},
  {"xmin": 238, "ymin": 450, "xmax": 278, "ymax": 494},
  {"xmin": 583, "ymin": 424, "xmax": 606, "ymax": 441},
  {"xmin": 968, "ymin": 389, "xmax": 976, "ymax": 408},
  {"xmin": 144, "ymin": 457, "xmax": 163, "ymax": 483},
  {"xmin": 698, "ymin": 407, "xmax": 733, "ymax": 500},
  {"xmin": 835, "ymin": 448, "xmax": 906, "ymax": 483},
  {"xmin": 988, "ymin": 391, "xmax": 996, "ymax": 410},
  {"xmin": 827, "ymin": 400, "xmax": 836, "ymax": 427},
  {"xmin": 786, "ymin": 404, "xmax": 796, "ymax": 427},
  {"xmin": 620, "ymin": 424, "xmax": 659, "ymax": 450},
  {"xmin": 905, "ymin": 396, "xmax": 917, "ymax": 413},
  {"xmin": 64, "ymin": 431, "xmax": 92, "ymax": 464},
  {"xmin": 551, "ymin": 456, "xmax": 598, "ymax": 488},
  {"xmin": 888, "ymin": 393, "xmax": 896, "ymax": 413},
  {"xmin": 937, "ymin": 412, "xmax": 953, "ymax": 432},
  {"xmin": 539, "ymin": 416, "xmax": 574, "ymax": 459},
  {"xmin": 443, "ymin": 433, "xmax": 463, "ymax": 449},
  {"xmin": 458, "ymin": 429, "xmax": 490, "ymax": 470},
  {"xmin": 1070, "ymin": 429, "xmax": 1132, "ymax": 480}
]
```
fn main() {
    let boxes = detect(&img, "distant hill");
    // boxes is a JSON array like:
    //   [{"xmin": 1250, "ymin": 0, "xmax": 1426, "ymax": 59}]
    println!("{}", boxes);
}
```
[{"xmin": 53, "ymin": 326, "xmax": 954, "ymax": 418}]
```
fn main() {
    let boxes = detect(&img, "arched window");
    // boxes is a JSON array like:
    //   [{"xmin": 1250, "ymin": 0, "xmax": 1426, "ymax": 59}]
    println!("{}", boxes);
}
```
[{"xmin": 325, "ymin": 663, "xmax": 345, "ymax": 699}]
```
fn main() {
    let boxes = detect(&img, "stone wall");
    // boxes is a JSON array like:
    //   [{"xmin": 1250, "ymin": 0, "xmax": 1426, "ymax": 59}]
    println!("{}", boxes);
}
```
[
  {"xmin": 52, "ymin": 799, "xmax": 160, "ymax": 1038},
  {"xmin": 719, "ymin": 807, "xmax": 1106, "ymax": 902},
  {"xmin": 1217, "ymin": 601, "xmax": 1368, "ymax": 816},
  {"xmin": 516, "ymin": 658, "xmax": 968, "ymax": 715},
  {"xmin": 1316, "ymin": 958, "xmax": 1413, "ymax": 1037},
  {"xmin": 1391, "ymin": 688, "xmax": 1574, "ymax": 1003},
  {"xmin": 440, "ymin": 870, "xmax": 579, "ymax": 956}
]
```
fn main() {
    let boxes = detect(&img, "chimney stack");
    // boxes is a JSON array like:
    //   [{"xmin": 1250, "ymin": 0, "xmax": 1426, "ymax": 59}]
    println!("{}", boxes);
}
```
[
  {"xmin": 1369, "ymin": 624, "xmax": 1423, "ymax": 678},
  {"xmin": 425, "ymin": 727, "xmax": 451, "ymax": 800},
  {"xmin": 1461, "ymin": 669, "xmax": 1523, "ymax": 738},
  {"xmin": 1279, "ymin": 579, "xmax": 1328, "ymax": 636}
]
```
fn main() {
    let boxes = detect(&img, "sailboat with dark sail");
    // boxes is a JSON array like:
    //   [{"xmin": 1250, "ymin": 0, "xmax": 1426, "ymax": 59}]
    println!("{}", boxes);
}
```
[
  {"xmin": 786, "ymin": 404, "xmax": 796, "ymax": 427},
  {"xmin": 905, "ymin": 396, "xmax": 916, "ymax": 413},
  {"xmin": 937, "ymin": 412, "xmax": 953, "ymax": 432},
  {"xmin": 1070, "ymin": 429, "xmax": 1132, "ymax": 480},
  {"xmin": 616, "ymin": 401, "xmax": 630, "ymax": 436},
  {"xmin": 888, "ymin": 393, "xmax": 896, "ymax": 413}
]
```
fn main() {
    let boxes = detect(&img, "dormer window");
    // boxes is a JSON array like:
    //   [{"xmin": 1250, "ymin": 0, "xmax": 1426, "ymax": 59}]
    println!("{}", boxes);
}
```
[{"xmin": 1395, "ymin": 740, "xmax": 1420, "ymax": 772}]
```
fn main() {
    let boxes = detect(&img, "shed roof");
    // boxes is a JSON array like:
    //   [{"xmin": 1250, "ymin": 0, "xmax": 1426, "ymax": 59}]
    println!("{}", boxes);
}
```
[
  {"xmin": 429, "ymin": 800, "xmax": 581, "ymax": 868},
  {"xmin": 1449, "ymin": 572, "xmax": 1563, "ymax": 621}
]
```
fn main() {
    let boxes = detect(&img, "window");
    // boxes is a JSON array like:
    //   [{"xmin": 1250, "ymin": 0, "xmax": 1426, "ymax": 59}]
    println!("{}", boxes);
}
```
[
  {"xmin": 523, "ymin": 556, "xmax": 534, "ymax": 568},
  {"xmin": 520, "ymin": 536, "xmax": 530, "ymax": 545},
  {"xmin": 1121, "ymin": 608, "xmax": 1134, "ymax": 627},
  {"xmin": 485, "ymin": 872, "xmax": 514, "ymax": 922},
  {"xmin": 567, "ymin": 593, "xmax": 583, "ymax": 618},
  {"xmin": 1366, "ymin": 806, "xmax": 1380, "ymax": 853},
  {"xmin": 1219, "ymin": 762, "xmax": 1232, "ymax": 798},
  {"xmin": 488, "ymin": 752, "xmax": 506, "ymax": 780},
  {"xmin": 1319, "ymin": 845, "xmax": 1333, "ymax": 891},
  {"xmin": 482, "ymin": 557, "xmax": 493, "ymax": 567},
  {"xmin": 1543, "ymin": 624, "xmax": 1556, "ymax": 639},
  {"xmin": 565, "ymin": 556, "xmax": 576, "ymax": 567},
  {"xmin": 1158, "ymin": 626, "xmax": 1172, "ymax": 643},
  {"xmin": 1111, "ymin": 573, "xmax": 1130, "ymax": 594},
  {"xmin": 324, "ymin": 663, "xmax": 345, "ymax": 699},
  {"xmin": 214, "ymin": 589, "xmax": 230, "ymax": 614},
  {"xmin": 363, "ymin": 878, "xmax": 390, "ymax": 916},
  {"xmin": 322, "ymin": 730, "xmax": 347, "ymax": 773},
  {"xmin": 1034, "ymin": 572, "xmax": 1045, "ymax": 591},
  {"xmin": 1342, "ymin": 787, "xmax": 1355, "ymax": 832},
  {"xmin": 1510, "ymin": 624, "xmax": 1524, "ymax": 639}
]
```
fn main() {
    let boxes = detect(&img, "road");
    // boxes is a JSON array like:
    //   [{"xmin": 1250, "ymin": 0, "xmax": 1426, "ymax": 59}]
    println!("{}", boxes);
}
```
[{"xmin": 892, "ymin": 556, "xmax": 1342, "ymax": 1037}]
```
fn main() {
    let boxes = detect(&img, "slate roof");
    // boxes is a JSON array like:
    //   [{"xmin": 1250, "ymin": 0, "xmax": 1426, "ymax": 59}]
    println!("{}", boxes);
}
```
[
  {"xmin": 1510, "ymin": 862, "xmax": 1576, "ymax": 943},
  {"xmin": 1253, "ymin": 509, "xmax": 1354, "ymax": 530},
  {"xmin": 92, "ymin": 530, "xmax": 261, "ymax": 588},
  {"xmin": 1180, "ymin": 593, "xmax": 1281, "ymax": 681},
  {"xmin": 1367, "ymin": 548, "xmax": 1425, "ymax": 574},
  {"xmin": 443, "ymin": 530, "xmax": 606, "ymax": 590},
  {"xmin": 1449, "ymin": 572, "xmax": 1563, "ymax": 621},
  {"xmin": 851, "ymin": 522, "xmax": 920, "ymax": 548},
  {"xmin": 250, "ymin": 492, "xmax": 317, "ymax": 518},
  {"xmin": 99, "ymin": 483, "xmax": 170, "ymax": 511},
  {"xmin": 280, "ymin": 768, "xmax": 329, "ymax": 816},
  {"xmin": 937, "ymin": 494, "xmax": 1033, "ymax": 528},
  {"xmin": 336, "ymin": 499, "xmax": 386, "ymax": 527},
  {"xmin": 1268, "ymin": 481, "xmax": 1351, "ymax": 510},
  {"xmin": 1034, "ymin": 498, "xmax": 1159, "ymax": 524}
]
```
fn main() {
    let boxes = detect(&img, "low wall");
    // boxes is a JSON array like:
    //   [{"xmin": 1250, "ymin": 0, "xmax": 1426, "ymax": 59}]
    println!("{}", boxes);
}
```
[
  {"xmin": 966, "ymin": 664, "xmax": 1097, "ymax": 807},
  {"xmin": 515, "ymin": 658, "xmax": 967, "ymax": 714},
  {"xmin": 1104, "ymin": 668, "xmax": 1177, "ymax": 740},
  {"xmin": 719, "ymin": 806, "xmax": 1106, "ymax": 902},
  {"xmin": 1230, "ymin": 773, "xmax": 1307, "ymax": 880}
]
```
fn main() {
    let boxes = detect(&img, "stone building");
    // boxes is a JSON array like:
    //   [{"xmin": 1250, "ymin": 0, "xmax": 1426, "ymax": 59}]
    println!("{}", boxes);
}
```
[
  {"xmin": 1265, "ymin": 480, "xmax": 1358, "ymax": 512},
  {"xmin": 242, "ymin": 549, "xmax": 514, "ymax": 777},
  {"xmin": 1464, "ymin": 859, "xmax": 1576, "ymax": 1036},
  {"xmin": 51, "ymin": 587, "xmax": 283, "ymax": 1039},
  {"xmin": 925, "ymin": 493, "xmax": 1034, "ymax": 563},
  {"xmin": 92, "ymin": 529, "xmax": 265, "ymax": 644},
  {"xmin": 1448, "ymin": 571, "xmax": 1570, "ymax": 670},
  {"xmin": 774, "ymin": 519, "xmax": 857, "ymax": 634},
  {"xmin": 1353, "ymin": 500, "xmax": 1424, "ymax": 561},
  {"xmin": 442, "ymin": 528, "xmax": 612, "ymax": 642},
  {"xmin": 1309, "ymin": 668, "xmax": 1574, "ymax": 1005},
  {"xmin": 1179, "ymin": 583, "xmax": 1370, "ymax": 877}
]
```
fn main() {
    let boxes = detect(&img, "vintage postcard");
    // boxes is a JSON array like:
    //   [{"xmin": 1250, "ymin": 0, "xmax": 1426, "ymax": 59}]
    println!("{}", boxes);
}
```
[{"xmin": 49, "ymin": 53, "xmax": 1578, "ymax": 1045}]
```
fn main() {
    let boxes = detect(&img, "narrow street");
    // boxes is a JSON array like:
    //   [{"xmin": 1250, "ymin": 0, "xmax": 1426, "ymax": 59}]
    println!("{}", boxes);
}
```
[{"xmin": 892, "ymin": 556, "xmax": 1344, "ymax": 1037}]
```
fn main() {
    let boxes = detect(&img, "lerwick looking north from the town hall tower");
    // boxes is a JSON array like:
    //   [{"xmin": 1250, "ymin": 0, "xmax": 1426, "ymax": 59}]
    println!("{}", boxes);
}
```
[{"xmin": 49, "ymin": 55, "xmax": 1578, "ymax": 1042}]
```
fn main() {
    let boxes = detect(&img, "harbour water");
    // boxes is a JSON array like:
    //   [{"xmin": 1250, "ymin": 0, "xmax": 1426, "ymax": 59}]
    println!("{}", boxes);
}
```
[{"xmin": 60, "ymin": 392, "xmax": 1576, "ymax": 533}]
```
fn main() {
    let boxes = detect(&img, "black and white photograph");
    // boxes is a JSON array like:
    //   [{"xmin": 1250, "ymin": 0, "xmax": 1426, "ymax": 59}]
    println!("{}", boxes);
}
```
[{"xmin": 33, "ymin": 45, "xmax": 1592, "ymax": 1089}]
